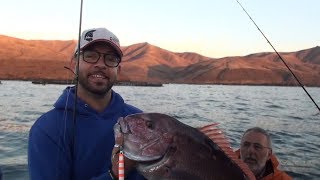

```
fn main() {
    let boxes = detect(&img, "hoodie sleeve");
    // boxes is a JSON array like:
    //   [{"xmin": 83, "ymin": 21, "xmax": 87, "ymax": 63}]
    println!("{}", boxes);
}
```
[
  {"xmin": 28, "ymin": 115, "xmax": 72, "ymax": 180},
  {"xmin": 28, "ymin": 123, "xmax": 122, "ymax": 180},
  {"xmin": 28, "ymin": 113, "xmax": 146, "ymax": 180}
]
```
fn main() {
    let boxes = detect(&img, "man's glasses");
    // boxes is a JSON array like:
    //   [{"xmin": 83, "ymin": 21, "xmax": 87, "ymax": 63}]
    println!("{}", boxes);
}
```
[
  {"xmin": 241, "ymin": 141, "xmax": 271, "ymax": 152},
  {"xmin": 80, "ymin": 50, "xmax": 121, "ymax": 67}
]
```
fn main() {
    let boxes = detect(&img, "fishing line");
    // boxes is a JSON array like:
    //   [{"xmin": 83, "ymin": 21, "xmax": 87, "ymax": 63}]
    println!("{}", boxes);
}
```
[
  {"xmin": 235, "ymin": 0, "xmax": 320, "ymax": 112},
  {"xmin": 64, "ymin": 66, "xmax": 76, "ymax": 75}
]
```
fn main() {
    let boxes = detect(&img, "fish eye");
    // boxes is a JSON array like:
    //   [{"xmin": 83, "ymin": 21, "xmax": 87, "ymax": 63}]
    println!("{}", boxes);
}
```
[{"xmin": 146, "ymin": 120, "xmax": 153, "ymax": 129}]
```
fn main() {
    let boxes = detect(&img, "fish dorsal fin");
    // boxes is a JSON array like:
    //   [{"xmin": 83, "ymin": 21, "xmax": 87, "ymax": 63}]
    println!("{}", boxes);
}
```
[{"xmin": 198, "ymin": 124, "xmax": 256, "ymax": 180}]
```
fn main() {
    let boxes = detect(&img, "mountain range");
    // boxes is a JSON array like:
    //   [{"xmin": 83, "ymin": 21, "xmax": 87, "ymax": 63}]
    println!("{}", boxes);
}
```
[{"xmin": 0, "ymin": 35, "xmax": 319, "ymax": 86}]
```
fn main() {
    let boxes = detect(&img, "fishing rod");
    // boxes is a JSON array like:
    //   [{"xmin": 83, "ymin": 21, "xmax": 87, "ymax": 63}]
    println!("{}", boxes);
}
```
[
  {"xmin": 235, "ymin": 0, "xmax": 320, "ymax": 112},
  {"xmin": 70, "ymin": 0, "xmax": 84, "ymax": 178}
]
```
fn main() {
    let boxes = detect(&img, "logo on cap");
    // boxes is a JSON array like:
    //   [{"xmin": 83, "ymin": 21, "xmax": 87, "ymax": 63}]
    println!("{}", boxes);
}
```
[{"xmin": 84, "ymin": 30, "xmax": 96, "ymax": 42}]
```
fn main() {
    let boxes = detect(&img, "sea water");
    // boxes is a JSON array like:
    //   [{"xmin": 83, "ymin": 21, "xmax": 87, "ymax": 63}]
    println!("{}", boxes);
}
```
[{"xmin": 0, "ymin": 81, "xmax": 319, "ymax": 179}]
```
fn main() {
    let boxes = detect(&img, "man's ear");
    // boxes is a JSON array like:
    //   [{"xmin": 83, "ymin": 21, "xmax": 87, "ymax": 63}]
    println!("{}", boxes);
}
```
[
  {"xmin": 117, "ymin": 65, "xmax": 121, "ymax": 76},
  {"xmin": 70, "ymin": 57, "xmax": 77, "ymax": 72}
]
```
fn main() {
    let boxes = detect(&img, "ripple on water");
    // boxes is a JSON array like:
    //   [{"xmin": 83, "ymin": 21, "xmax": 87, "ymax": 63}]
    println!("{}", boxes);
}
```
[
  {"xmin": 0, "ymin": 163, "xmax": 29, "ymax": 180},
  {"xmin": 21, "ymin": 110, "xmax": 43, "ymax": 116},
  {"xmin": 0, "ymin": 122, "xmax": 31, "ymax": 133},
  {"xmin": 266, "ymin": 104, "xmax": 285, "ymax": 109},
  {"xmin": 285, "ymin": 115, "xmax": 304, "ymax": 120}
]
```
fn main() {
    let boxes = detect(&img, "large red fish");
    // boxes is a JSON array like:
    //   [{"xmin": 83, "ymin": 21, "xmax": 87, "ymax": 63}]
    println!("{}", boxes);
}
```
[{"xmin": 114, "ymin": 113, "xmax": 255, "ymax": 180}]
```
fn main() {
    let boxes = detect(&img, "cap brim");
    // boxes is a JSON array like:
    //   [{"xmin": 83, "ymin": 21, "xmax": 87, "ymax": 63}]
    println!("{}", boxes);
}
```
[{"xmin": 80, "ymin": 39, "xmax": 123, "ymax": 57}]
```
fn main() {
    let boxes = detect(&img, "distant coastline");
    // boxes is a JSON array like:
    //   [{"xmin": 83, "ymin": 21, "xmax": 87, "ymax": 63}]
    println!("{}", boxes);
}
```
[
  {"xmin": 30, "ymin": 80, "xmax": 163, "ymax": 87},
  {"xmin": 0, "ymin": 79, "xmax": 319, "ymax": 87},
  {"xmin": 0, "ymin": 79, "xmax": 313, "ymax": 87},
  {"xmin": 0, "ymin": 35, "xmax": 319, "ymax": 87}
]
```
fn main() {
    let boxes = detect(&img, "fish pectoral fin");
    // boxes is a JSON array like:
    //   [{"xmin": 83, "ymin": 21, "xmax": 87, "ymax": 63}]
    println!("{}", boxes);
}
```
[
  {"xmin": 198, "ymin": 123, "xmax": 256, "ymax": 180},
  {"xmin": 197, "ymin": 123, "xmax": 231, "ymax": 148}
]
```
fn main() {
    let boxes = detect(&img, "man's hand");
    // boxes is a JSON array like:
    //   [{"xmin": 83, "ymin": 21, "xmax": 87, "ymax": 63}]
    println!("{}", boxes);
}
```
[{"xmin": 111, "ymin": 123, "xmax": 137, "ymax": 178}]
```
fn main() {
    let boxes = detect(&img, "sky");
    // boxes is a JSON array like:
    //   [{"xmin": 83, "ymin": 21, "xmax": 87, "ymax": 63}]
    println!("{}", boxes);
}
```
[{"xmin": 1, "ymin": 0, "xmax": 319, "ymax": 58}]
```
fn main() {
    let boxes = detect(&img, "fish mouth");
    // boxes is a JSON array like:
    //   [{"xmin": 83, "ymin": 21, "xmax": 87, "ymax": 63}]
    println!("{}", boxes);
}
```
[{"xmin": 116, "ymin": 118, "xmax": 166, "ymax": 162}]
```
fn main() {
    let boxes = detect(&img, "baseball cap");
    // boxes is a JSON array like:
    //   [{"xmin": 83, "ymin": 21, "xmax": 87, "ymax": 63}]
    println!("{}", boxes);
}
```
[{"xmin": 75, "ymin": 27, "xmax": 123, "ymax": 57}]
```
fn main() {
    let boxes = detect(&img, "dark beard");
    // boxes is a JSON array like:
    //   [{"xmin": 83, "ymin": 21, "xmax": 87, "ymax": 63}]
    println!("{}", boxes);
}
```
[{"xmin": 78, "ymin": 74, "xmax": 114, "ymax": 96}]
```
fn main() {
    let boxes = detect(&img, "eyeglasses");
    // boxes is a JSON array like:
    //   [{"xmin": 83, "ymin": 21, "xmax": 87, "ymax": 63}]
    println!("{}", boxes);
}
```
[
  {"xmin": 241, "ymin": 141, "xmax": 271, "ymax": 152},
  {"xmin": 80, "ymin": 50, "xmax": 121, "ymax": 67}
]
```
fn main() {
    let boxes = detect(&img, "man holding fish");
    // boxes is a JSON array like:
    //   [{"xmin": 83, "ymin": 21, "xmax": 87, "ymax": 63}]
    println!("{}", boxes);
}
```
[
  {"xmin": 29, "ymin": 26, "xmax": 253, "ymax": 180},
  {"xmin": 28, "ymin": 27, "xmax": 145, "ymax": 180}
]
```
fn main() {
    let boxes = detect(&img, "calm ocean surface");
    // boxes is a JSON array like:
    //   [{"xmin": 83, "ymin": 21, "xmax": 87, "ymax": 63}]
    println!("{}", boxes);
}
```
[{"xmin": 0, "ymin": 80, "xmax": 319, "ymax": 179}]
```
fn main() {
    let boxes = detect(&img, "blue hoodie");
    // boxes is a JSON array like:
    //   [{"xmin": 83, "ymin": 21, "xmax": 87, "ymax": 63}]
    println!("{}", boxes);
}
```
[
  {"xmin": 0, "ymin": 166, "xmax": 2, "ymax": 180},
  {"xmin": 28, "ymin": 87, "xmax": 145, "ymax": 180}
]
